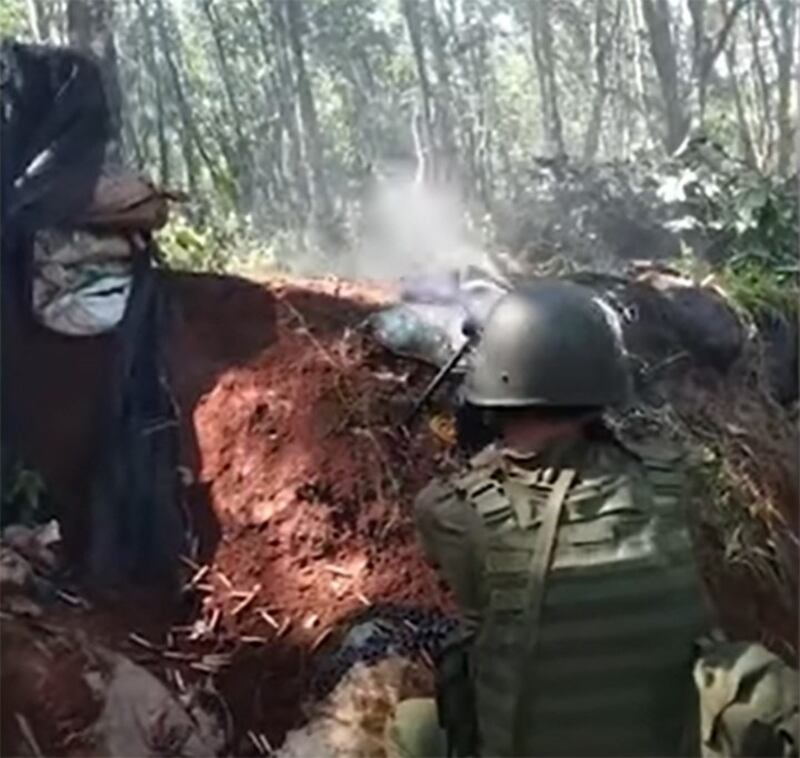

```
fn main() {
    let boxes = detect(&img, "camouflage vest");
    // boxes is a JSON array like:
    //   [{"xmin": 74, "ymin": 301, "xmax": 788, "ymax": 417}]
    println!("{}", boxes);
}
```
[{"xmin": 431, "ymin": 438, "xmax": 709, "ymax": 757}]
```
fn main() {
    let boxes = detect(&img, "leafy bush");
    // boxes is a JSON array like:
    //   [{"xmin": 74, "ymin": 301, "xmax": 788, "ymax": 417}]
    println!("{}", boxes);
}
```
[
  {"xmin": 156, "ymin": 215, "xmax": 229, "ymax": 273},
  {"xmin": 158, "ymin": 210, "xmax": 287, "ymax": 270},
  {"xmin": 1, "ymin": 461, "xmax": 50, "ymax": 527},
  {"xmin": 665, "ymin": 142, "xmax": 798, "ymax": 316}
]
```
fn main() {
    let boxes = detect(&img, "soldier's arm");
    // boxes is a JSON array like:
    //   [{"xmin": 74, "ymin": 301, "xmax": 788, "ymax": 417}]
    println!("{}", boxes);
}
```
[{"xmin": 413, "ymin": 478, "xmax": 485, "ymax": 623}]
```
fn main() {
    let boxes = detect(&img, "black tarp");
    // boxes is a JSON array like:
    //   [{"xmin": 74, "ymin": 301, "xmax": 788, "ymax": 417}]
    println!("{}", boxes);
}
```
[{"xmin": 1, "ymin": 40, "xmax": 184, "ymax": 589}]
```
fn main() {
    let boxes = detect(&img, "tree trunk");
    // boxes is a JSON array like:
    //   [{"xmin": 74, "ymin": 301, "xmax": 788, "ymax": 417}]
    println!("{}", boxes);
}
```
[
  {"xmin": 627, "ymin": 0, "xmax": 658, "ymax": 150},
  {"xmin": 26, "ymin": 0, "xmax": 45, "ymax": 42},
  {"xmin": 641, "ymin": 0, "xmax": 688, "ymax": 152},
  {"xmin": 582, "ymin": 0, "xmax": 622, "ymax": 162},
  {"xmin": 529, "ymin": 0, "xmax": 552, "ymax": 153},
  {"xmin": 688, "ymin": 0, "xmax": 748, "ymax": 131},
  {"xmin": 27, "ymin": 0, "xmax": 61, "ymax": 44},
  {"xmin": 284, "ymin": 0, "xmax": 333, "ymax": 226},
  {"xmin": 66, "ymin": 0, "xmax": 123, "ymax": 165},
  {"xmin": 151, "ymin": 0, "xmax": 218, "ymax": 199},
  {"xmin": 775, "ymin": 0, "xmax": 796, "ymax": 174},
  {"xmin": 747, "ymin": 1, "xmax": 772, "ymax": 165},
  {"xmin": 401, "ymin": 0, "xmax": 436, "ymax": 182},
  {"xmin": 425, "ymin": 0, "xmax": 459, "ymax": 185},
  {"xmin": 268, "ymin": 0, "xmax": 311, "ymax": 216},
  {"xmin": 759, "ymin": 0, "xmax": 797, "ymax": 174},
  {"xmin": 199, "ymin": 0, "xmax": 252, "ymax": 207},
  {"xmin": 725, "ymin": 45, "xmax": 758, "ymax": 167},
  {"xmin": 131, "ymin": 0, "xmax": 169, "ymax": 184},
  {"xmin": 530, "ymin": 0, "xmax": 565, "ymax": 156},
  {"xmin": 242, "ymin": 0, "xmax": 290, "ymax": 211}
]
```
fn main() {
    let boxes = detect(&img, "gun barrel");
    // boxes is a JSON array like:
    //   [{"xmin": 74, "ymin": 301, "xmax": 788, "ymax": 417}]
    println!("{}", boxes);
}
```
[{"xmin": 405, "ymin": 336, "xmax": 474, "ymax": 425}]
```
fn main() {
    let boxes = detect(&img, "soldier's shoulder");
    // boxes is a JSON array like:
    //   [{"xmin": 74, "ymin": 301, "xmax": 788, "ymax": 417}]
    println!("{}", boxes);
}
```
[
  {"xmin": 415, "ymin": 477, "xmax": 459, "ymax": 508},
  {"xmin": 416, "ymin": 446, "xmax": 502, "ymax": 510},
  {"xmin": 615, "ymin": 433, "xmax": 686, "ymax": 466}
]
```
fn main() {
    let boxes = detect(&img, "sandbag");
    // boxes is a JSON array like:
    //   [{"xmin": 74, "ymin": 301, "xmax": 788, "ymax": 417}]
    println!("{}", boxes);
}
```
[
  {"xmin": 32, "ymin": 229, "xmax": 134, "ymax": 336},
  {"xmin": 76, "ymin": 173, "xmax": 183, "ymax": 232}
]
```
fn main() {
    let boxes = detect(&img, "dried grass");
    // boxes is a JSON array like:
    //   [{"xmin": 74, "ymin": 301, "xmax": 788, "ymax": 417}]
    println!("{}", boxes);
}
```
[{"xmin": 619, "ymin": 333, "xmax": 798, "ymax": 615}]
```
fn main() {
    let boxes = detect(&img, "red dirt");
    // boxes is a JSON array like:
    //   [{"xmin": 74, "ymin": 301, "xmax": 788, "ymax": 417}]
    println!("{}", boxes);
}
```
[{"xmin": 165, "ymin": 273, "xmax": 458, "ymax": 747}]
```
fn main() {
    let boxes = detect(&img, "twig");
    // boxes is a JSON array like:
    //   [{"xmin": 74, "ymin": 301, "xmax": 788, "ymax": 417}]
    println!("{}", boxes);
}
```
[
  {"xmin": 279, "ymin": 298, "xmax": 341, "ymax": 371},
  {"xmin": 310, "ymin": 628, "xmax": 333, "ymax": 653},
  {"xmin": 642, "ymin": 351, "xmax": 690, "ymax": 382},
  {"xmin": 257, "ymin": 608, "xmax": 280, "ymax": 630},
  {"xmin": 208, "ymin": 608, "xmax": 221, "ymax": 634},
  {"xmin": 202, "ymin": 653, "xmax": 232, "ymax": 668},
  {"xmin": 324, "ymin": 564, "xmax": 353, "ymax": 578},
  {"xmin": 277, "ymin": 618, "xmax": 292, "ymax": 638},
  {"xmin": 162, "ymin": 650, "xmax": 195, "ymax": 662},
  {"xmin": 279, "ymin": 297, "xmax": 354, "ymax": 411},
  {"xmin": 55, "ymin": 590, "xmax": 90, "ymax": 609},
  {"xmin": 229, "ymin": 589, "xmax": 256, "ymax": 599},
  {"xmin": 15, "ymin": 713, "xmax": 43, "ymax": 758},
  {"xmin": 259, "ymin": 734, "xmax": 273, "ymax": 755},
  {"xmin": 248, "ymin": 731, "xmax": 266, "ymax": 755},
  {"xmin": 128, "ymin": 632, "xmax": 159, "ymax": 651},
  {"xmin": 183, "ymin": 564, "xmax": 210, "ymax": 590},
  {"xmin": 179, "ymin": 555, "xmax": 201, "ymax": 572},
  {"xmin": 215, "ymin": 571, "xmax": 233, "ymax": 590},
  {"xmin": 231, "ymin": 588, "xmax": 259, "ymax": 617},
  {"xmin": 351, "ymin": 427, "xmax": 402, "ymax": 499}
]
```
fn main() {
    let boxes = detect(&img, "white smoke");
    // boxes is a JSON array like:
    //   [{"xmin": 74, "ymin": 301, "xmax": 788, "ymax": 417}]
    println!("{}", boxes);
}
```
[{"xmin": 349, "ymin": 171, "xmax": 489, "ymax": 281}]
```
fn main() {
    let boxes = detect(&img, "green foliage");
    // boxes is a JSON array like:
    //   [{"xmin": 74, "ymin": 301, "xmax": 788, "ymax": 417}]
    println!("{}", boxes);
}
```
[
  {"xmin": 157, "ymin": 215, "xmax": 229, "ymax": 273},
  {"xmin": 677, "ymin": 145, "xmax": 798, "ymax": 315},
  {"xmin": 0, "ymin": 0, "xmax": 29, "ymax": 39},
  {"xmin": 157, "ymin": 213, "xmax": 287, "ymax": 275},
  {"xmin": 721, "ymin": 259, "xmax": 798, "ymax": 316},
  {"xmin": 1, "ymin": 461, "xmax": 50, "ymax": 527}
]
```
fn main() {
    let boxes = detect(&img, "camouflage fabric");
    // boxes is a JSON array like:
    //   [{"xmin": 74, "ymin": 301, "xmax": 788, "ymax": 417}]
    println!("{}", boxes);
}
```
[
  {"xmin": 386, "ymin": 698, "xmax": 447, "ymax": 758},
  {"xmin": 413, "ymin": 435, "xmax": 710, "ymax": 757},
  {"xmin": 695, "ymin": 639, "xmax": 799, "ymax": 757}
]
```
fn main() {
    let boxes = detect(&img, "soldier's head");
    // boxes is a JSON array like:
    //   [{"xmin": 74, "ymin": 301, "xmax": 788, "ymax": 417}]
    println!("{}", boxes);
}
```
[{"xmin": 463, "ymin": 280, "xmax": 630, "ymax": 454}]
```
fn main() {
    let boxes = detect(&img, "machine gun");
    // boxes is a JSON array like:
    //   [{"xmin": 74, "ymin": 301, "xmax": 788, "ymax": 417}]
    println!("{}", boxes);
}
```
[{"xmin": 405, "ymin": 319, "xmax": 480, "ymax": 426}]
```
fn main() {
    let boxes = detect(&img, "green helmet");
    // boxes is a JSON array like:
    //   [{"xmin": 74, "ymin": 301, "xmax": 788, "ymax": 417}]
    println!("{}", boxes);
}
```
[{"xmin": 463, "ymin": 280, "xmax": 630, "ymax": 408}]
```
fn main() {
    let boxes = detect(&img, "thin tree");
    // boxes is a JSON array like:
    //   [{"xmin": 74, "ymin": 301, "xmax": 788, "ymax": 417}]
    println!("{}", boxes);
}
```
[{"xmin": 283, "ymin": 0, "xmax": 333, "ymax": 225}]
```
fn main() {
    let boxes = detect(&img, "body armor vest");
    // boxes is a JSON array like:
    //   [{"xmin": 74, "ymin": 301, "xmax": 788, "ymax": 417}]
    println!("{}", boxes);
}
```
[{"xmin": 422, "ymin": 438, "xmax": 709, "ymax": 757}]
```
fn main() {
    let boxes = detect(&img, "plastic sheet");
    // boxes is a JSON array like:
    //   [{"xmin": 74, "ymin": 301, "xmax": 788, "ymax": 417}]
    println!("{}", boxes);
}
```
[{"xmin": 370, "ymin": 267, "xmax": 508, "ymax": 367}]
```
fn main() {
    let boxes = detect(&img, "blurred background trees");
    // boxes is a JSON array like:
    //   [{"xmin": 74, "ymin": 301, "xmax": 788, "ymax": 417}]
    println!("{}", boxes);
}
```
[{"xmin": 1, "ymin": 0, "xmax": 796, "ymax": 278}]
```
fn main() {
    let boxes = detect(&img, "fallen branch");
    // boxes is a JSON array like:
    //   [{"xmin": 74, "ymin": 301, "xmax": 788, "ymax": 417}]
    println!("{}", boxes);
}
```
[{"xmin": 15, "ymin": 713, "xmax": 43, "ymax": 758}]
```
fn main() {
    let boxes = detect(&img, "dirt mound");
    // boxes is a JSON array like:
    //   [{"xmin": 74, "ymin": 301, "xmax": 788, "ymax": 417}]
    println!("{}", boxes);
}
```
[{"xmin": 165, "ymin": 273, "xmax": 458, "ymax": 745}]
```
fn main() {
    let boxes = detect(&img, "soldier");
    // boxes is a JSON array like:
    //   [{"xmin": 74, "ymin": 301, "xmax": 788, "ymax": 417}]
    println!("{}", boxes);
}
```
[{"xmin": 387, "ymin": 280, "xmax": 798, "ymax": 757}]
